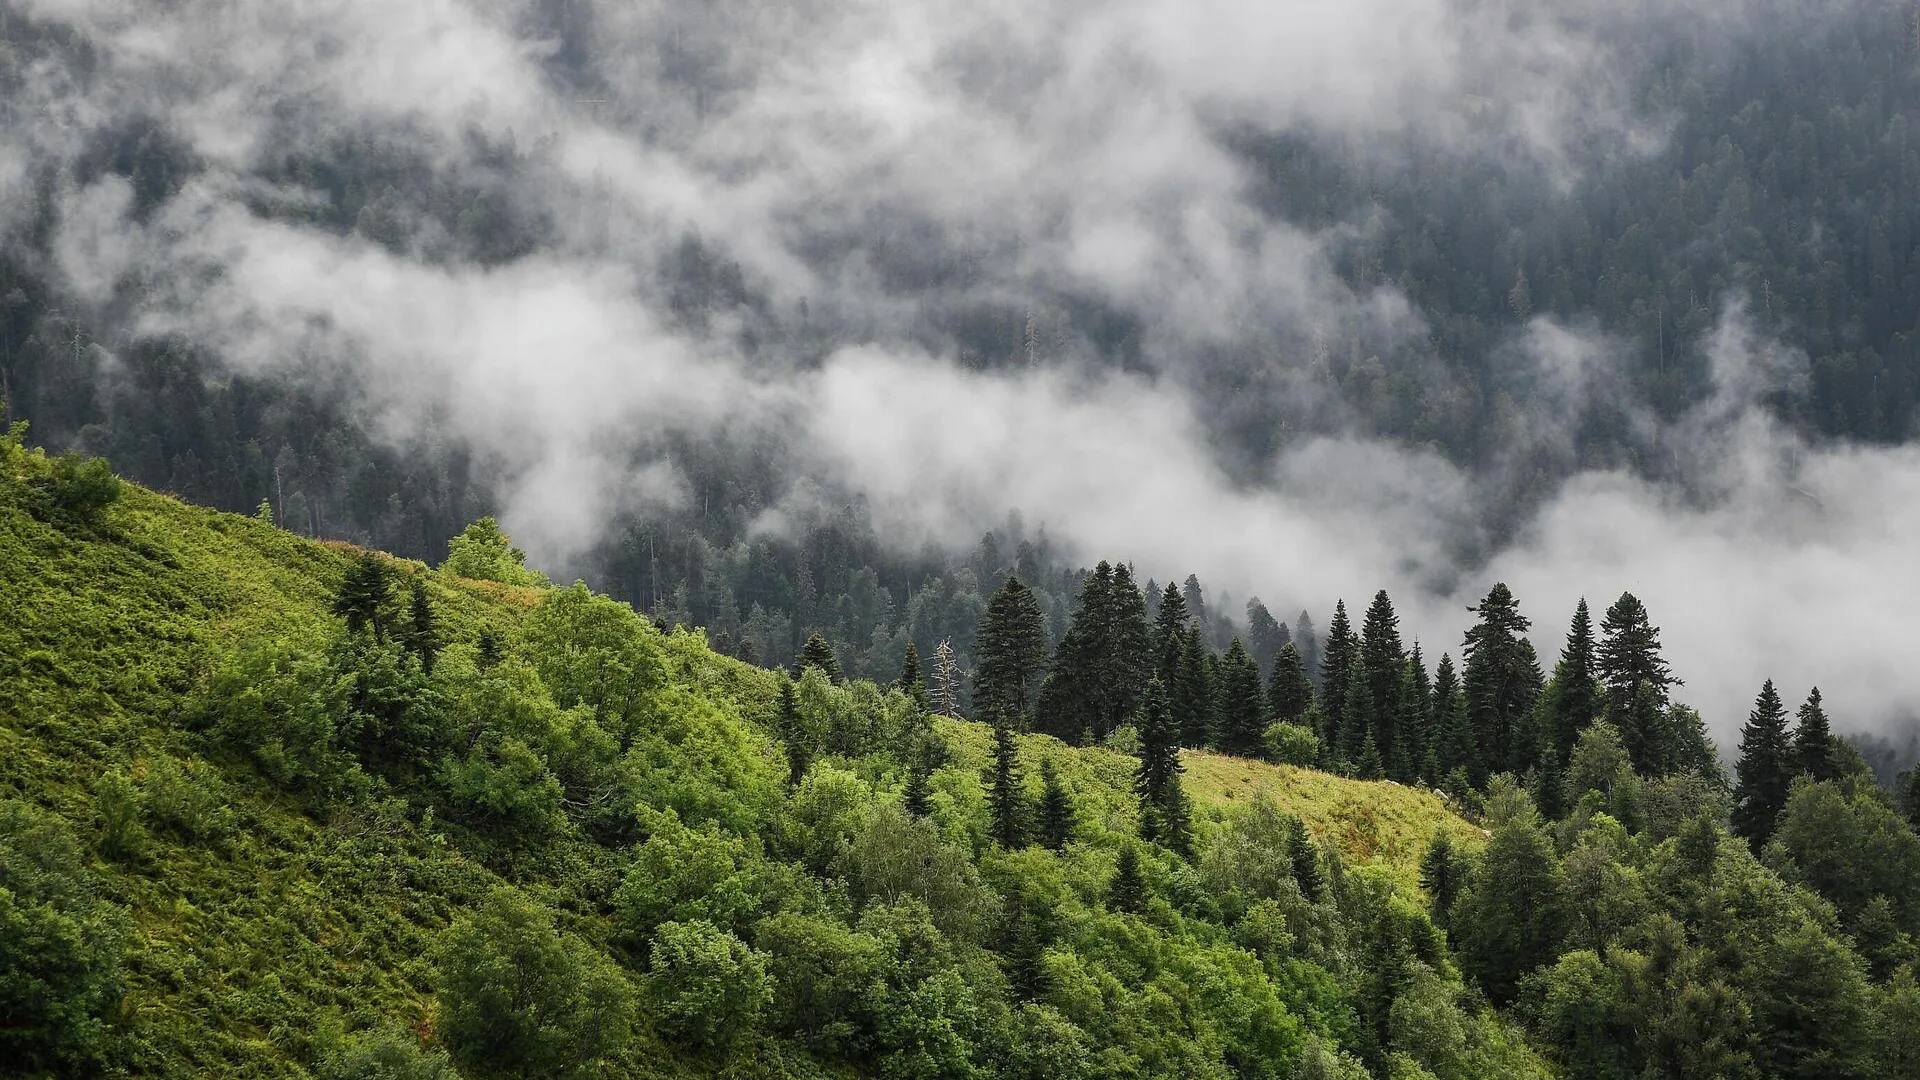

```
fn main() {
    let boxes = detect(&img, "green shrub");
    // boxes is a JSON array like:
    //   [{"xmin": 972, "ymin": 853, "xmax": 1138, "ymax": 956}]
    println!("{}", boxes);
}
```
[
  {"xmin": 646, "ymin": 919, "xmax": 772, "ymax": 1050},
  {"xmin": 94, "ymin": 769, "xmax": 147, "ymax": 862},
  {"xmin": 1264, "ymin": 722, "xmax": 1322, "ymax": 767},
  {"xmin": 316, "ymin": 1026, "xmax": 456, "ymax": 1080},
  {"xmin": 142, "ymin": 755, "xmax": 237, "ymax": 844},
  {"xmin": 441, "ymin": 517, "xmax": 548, "ymax": 588}
]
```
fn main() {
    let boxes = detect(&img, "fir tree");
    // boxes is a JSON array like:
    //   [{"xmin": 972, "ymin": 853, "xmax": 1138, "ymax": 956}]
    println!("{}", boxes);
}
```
[
  {"xmin": 897, "ymin": 641, "xmax": 930, "ymax": 710},
  {"xmin": 903, "ymin": 757, "xmax": 933, "ymax": 818},
  {"xmin": 1794, "ymin": 687, "xmax": 1837, "ymax": 782},
  {"xmin": 1175, "ymin": 625, "xmax": 1214, "ymax": 748},
  {"xmin": 475, "ymin": 628, "xmax": 503, "ymax": 669},
  {"xmin": 1356, "ymin": 730, "xmax": 1384, "ymax": 780},
  {"xmin": 333, "ymin": 550, "xmax": 395, "ymax": 641},
  {"xmin": 402, "ymin": 577, "xmax": 440, "ymax": 673},
  {"xmin": 1318, "ymin": 600, "xmax": 1356, "ymax": 734},
  {"xmin": 1902, "ymin": 769, "xmax": 1920, "ymax": 834},
  {"xmin": 1038, "ymin": 561, "xmax": 1151, "ymax": 743},
  {"xmin": 1214, "ymin": 640, "xmax": 1266, "ymax": 756},
  {"xmin": 1338, "ymin": 661, "xmax": 1373, "ymax": 771},
  {"xmin": 1135, "ymin": 678, "xmax": 1182, "ymax": 807},
  {"xmin": 1431, "ymin": 653, "xmax": 1475, "ymax": 782},
  {"xmin": 975, "ymin": 577, "xmax": 1049, "ymax": 730},
  {"xmin": 988, "ymin": 717, "xmax": 1027, "ymax": 848},
  {"xmin": 1245, "ymin": 597, "xmax": 1290, "ymax": 680},
  {"xmin": 776, "ymin": 680, "xmax": 811, "ymax": 787},
  {"xmin": 1420, "ymin": 832, "xmax": 1462, "ymax": 927},
  {"xmin": 1038, "ymin": 759, "xmax": 1074, "ymax": 850},
  {"xmin": 1105, "ymin": 564, "xmax": 1153, "ymax": 734},
  {"xmin": 1461, "ymin": 583, "xmax": 1539, "ymax": 781},
  {"xmin": 1533, "ymin": 744, "xmax": 1567, "ymax": 820},
  {"xmin": 1596, "ymin": 592, "xmax": 1678, "ymax": 708},
  {"xmin": 1109, "ymin": 844, "xmax": 1146, "ymax": 913},
  {"xmin": 1181, "ymin": 574, "xmax": 1208, "ymax": 630},
  {"xmin": 1392, "ymin": 660, "xmax": 1427, "ymax": 782},
  {"xmin": 1359, "ymin": 589, "xmax": 1407, "ymax": 768},
  {"xmin": 793, "ymin": 632, "xmax": 842, "ymax": 684},
  {"xmin": 1266, "ymin": 641, "xmax": 1314, "ymax": 725},
  {"xmin": 1294, "ymin": 610, "xmax": 1320, "ymax": 692},
  {"xmin": 1732, "ymin": 679, "xmax": 1793, "ymax": 847},
  {"xmin": 1614, "ymin": 679, "xmax": 1667, "ymax": 775},
  {"xmin": 1548, "ymin": 599, "xmax": 1601, "ymax": 760},
  {"xmin": 1285, "ymin": 815, "xmax": 1326, "ymax": 902},
  {"xmin": 1152, "ymin": 580, "xmax": 1189, "ymax": 681}
]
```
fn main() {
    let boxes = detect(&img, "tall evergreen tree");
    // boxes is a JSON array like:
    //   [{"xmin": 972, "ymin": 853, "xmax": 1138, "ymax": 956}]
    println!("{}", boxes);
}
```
[
  {"xmin": 1038, "ymin": 561, "xmax": 1151, "ymax": 743},
  {"xmin": 1245, "ymin": 598, "xmax": 1289, "ymax": 679},
  {"xmin": 1214, "ymin": 640, "xmax": 1266, "ymax": 756},
  {"xmin": 897, "ymin": 641, "xmax": 930, "ymax": 710},
  {"xmin": 1420, "ymin": 832, "xmax": 1463, "ymax": 928},
  {"xmin": 988, "ymin": 717, "xmax": 1027, "ymax": 848},
  {"xmin": 1285, "ymin": 815, "xmax": 1326, "ymax": 902},
  {"xmin": 902, "ymin": 756, "xmax": 933, "ymax": 818},
  {"xmin": 1596, "ymin": 592, "xmax": 1678, "ymax": 709},
  {"xmin": 1732, "ymin": 679, "xmax": 1793, "ymax": 847},
  {"xmin": 1359, "ymin": 590, "xmax": 1407, "ymax": 767},
  {"xmin": 1105, "ymin": 564, "xmax": 1153, "ymax": 732},
  {"xmin": 1152, "ymin": 580, "xmax": 1189, "ymax": 680},
  {"xmin": 974, "ymin": 577, "xmax": 1049, "ymax": 730},
  {"xmin": 1339, "ymin": 661, "xmax": 1373, "ymax": 772},
  {"xmin": 1431, "ymin": 653, "xmax": 1474, "ymax": 782},
  {"xmin": 1318, "ymin": 600, "xmax": 1357, "ymax": 744},
  {"xmin": 793, "ymin": 632, "xmax": 842, "ymax": 684},
  {"xmin": 333, "ymin": 550, "xmax": 395, "ymax": 641},
  {"xmin": 1135, "ymin": 677, "xmax": 1189, "ymax": 853},
  {"xmin": 402, "ymin": 577, "xmax": 439, "ymax": 673},
  {"xmin": 1615, "ymin": 680, "xmax": 1667, "ymax": 775},
  {"xmin": 1266, "ymin": 641, "xmax": 1314, "ymax": 725},
  {"xmin": 1793, "ymin": 687, "xmax": 1837, "ymax": 782},
  {"xmin": 1038, "ymin": 759, "xmax": 1074, "ymax": 850},
  {"xmin": 1181, "ymin": 574, "xmax": 1208, "ymax": 631},
  {"xmin": 1294, "ymin": 610, "xmax": 1320, "ymax": 692},
  {"xmin": 1461, "ymin": 584, "xmax": 1539, "ymax": 781},
  {"xmin": 1175, "ymin": 625, "xmax": 1214, "ymax": 748},
  {"xmin": 1548, "ymin": 599, "xmax": 1601, "ymax": 761},
  {"xmin": 1393, "ymin": 660, "xmax": 1427, "ymax": 782},
  {"xmin": 475, "ymin": 628, "xmax": 503, "ymax": 669},
  {"xmin": 776, "ymin": 680, "xmax": 810, "ymax": 787},
  {"xmin": 1109, "ymin": 844, "xmax": 1146, "ymax": 914}
]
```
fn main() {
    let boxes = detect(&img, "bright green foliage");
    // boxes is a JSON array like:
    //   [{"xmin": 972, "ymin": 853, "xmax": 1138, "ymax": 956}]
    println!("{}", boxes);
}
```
[
  {"xmin": 646, "ymin": 919, "xmax": 773, "ymax": 1050},
  {"xmin": 433, "ymin": 889, "xmax": 635, "ymax": 1078},
  {"xmin": 316, "ymin": 1027, "xmax": 457, "ymax": 1080},
  {"xmin": 441, "ymin": 516, "xmax": 549, "ymax": 587},
  {"xmin": 1263, "ymin": 721, "xmax": 1321, "ymax": 766},
  {"xmin": 1733, "ymin": 679, "xmax": 1794, "ymax": 847},
  {"xmin": 0, "ymin": 800, "xmax": 128, "ymax": 1073},
  {"xmin": 1767, "ymin": 779, "xmax": 1920, "ymax": 944},
  {"xmin": 520, "ymin": 582, "xmax": 664, "ymax": 732}
]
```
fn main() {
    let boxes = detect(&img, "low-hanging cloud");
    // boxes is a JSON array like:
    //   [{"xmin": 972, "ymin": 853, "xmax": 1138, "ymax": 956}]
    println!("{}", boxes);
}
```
[{"xmin": 2, "ymin": 0, "xmax": 1915, "ymax": 743}]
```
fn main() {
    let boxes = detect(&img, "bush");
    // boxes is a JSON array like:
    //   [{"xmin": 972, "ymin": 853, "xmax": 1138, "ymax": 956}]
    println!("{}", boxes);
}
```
[
  {"xmin": 316, "ymin": 1026, "xmax": 457, "ymax": 1080},
  {"xmin": 441, "ymin": 517, "xmax": 549, "ymax": 588},
  {"xmin": 0, "ymin": 800, "xmax": 129, "ymax": 1072},
  {"xmin": 45, "ymin": 451, "xmax": 122, "ymax": 526},
  {"xmin": 142, "ymin": 755, "xmax": 237, "ymax": 844},
  {"xmin": 646, "ymin": 919, "xmax": 772, "ymax": 1050},
  {"xmin": 433, "ymin": 890, "xmax": 633, "ymax": 1078},
  {"xmin": 94, "ymin": 769, "xmax": 147, "ymax": 862},
  {"xmin": 1263, "ymin": 722, "xmax": 1322, "ymax": 767}
]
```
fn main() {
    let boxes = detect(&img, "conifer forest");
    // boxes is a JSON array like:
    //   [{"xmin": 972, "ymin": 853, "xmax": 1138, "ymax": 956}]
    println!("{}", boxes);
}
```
[{"xmin": 7, "ymin": 0, "xmax": 1920, "ymax": 1078}]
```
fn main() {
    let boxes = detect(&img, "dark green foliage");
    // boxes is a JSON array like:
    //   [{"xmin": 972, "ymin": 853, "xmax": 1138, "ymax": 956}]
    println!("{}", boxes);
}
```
[
  {"xmin": 333, "ymin": 550, "xmax": 396, "ymax": 641},
  {"xmin": 1245, "ymin": 597, "xmax": 1289, "ymax": 680},
  {"xmin": 1037, "ymin": 759, "xmax": 1073, "ymax": 850},
  {"xmin": 974, "ymin": 577, "xmax": 1048, "ymax": 729},
  {"xmin": 1174, "ymin": 624, "xmax": 1214, "ymax": 748},
  {"xmin": 646, "ymin": 919, "xmax": 772, "ymax": 1050},
  {"xmin": 793, "ymin": 631, "xmax": 842, "ymax": 683},
  {"xmin": 1037, "ymin": 561, "xmax": 1150, "ymax": 743},
  {"xmin": 475, "ymin": 628, "xmax": 503, "ymax": 668},
  {"xmin": 1795, "ymin": 688, "xmax": 1837, "ymax": 782},
  {"xmin": 1546, "ymin": 599, "xmax": 1600, "ymax": 762},
  {"xmin": 316, "ymin": 1027, "xmax": 457, "ymax": 1080},
  {"xmin": 433, "ymin": 889, "xmax": 634, "ymax": 1078},
  {"xmin": 1595, "ymin": 592, "xmax": 1677, "ymax": 708},
  {"xmin": 1285, "ymin": 814, "xmax": 1326, "ymax": 903},
  {"xmin": 987, "ymin": 717, "xmax": 1027, "ymax": 848},
  {"xmin": 1419, "ymin": 831, "xmax": 1462, "ymax": 927},
  {"xmin": 1266, "ymin": 640, "xmax": 1313, "ymax": 724},
  {"xmin": 1355, "ymin": 731, "xmax": 1383, "ymax": 780},
  {"xmin": 1317, "ymin": 601, "xmax": 1356, "ymax": 734},
  {"xmin": 1768, "ymin": 779, "xmax": 1920, "ymax": 946},
  {"xmin": 1461, "ymin": 584, "xmax": 1539, "ymax": 780},
  {"xmin": 1213, "ymin": 639, "xmax": 1266, "ymax": 756},
  {"xmin": 1733, "ymin": 679, "xmax": 1794, "ymax": 847},
  {"xmin": 1109, "ymin": 843, "xmax": 1145, "ymax": 913},
  {"xmin": 1430, "ymin": 652, "xmax": 1473, "ymax": 783},
  {"xmin": 1451, "ymin": 788, "xmax": 1564, "ymax": 1004},
  {"xmin": 776, "ymin": 680, "xmax": 810, "ymax": 787},
  {"xmin": 903, "ymin": 755, "xmax": 934, "ymax": 818},
  {"xmin": 0, "ymin": 800, "xmax": 128, "ymax": 1073},
  {"xmin": 1358, "ymin": 590, "xmax": 1405, "ymax": 772},
  {"xmin": 1337, "ymin": 661, "xmax": 1372, "ymax": 771},
  {"xmin": 897, "ymin": 641, "xmax": 930, "ymax": 710},
  {"xmin": 1151, "ymin": 580, "xmax": 1188, "ymax": 677},
  {"xmin": 1392, "ymin": 660, "xmax": 1426, "ymax": 782},
  {"xmin": 39, "ymin": 449, "xmax": 124, "ymax": 527},
  {"xmin": 402, "ymin": 577, "xmax": 440, "ymax": 673}
]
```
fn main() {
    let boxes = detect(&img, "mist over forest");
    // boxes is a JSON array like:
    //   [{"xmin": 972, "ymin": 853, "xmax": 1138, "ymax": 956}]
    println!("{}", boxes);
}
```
[{"xmin": 5, "ymin": 0, "xmax": 1920, "ymax": 744}]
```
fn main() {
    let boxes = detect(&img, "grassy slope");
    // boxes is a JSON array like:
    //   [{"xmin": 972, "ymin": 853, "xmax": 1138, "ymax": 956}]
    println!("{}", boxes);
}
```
[{"xmin": 1, "ymin": 476, "xmax": 1485, "ymax": 1075}]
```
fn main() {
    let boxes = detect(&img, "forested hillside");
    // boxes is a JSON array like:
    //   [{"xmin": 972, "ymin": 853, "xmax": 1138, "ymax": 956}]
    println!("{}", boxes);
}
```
[{"xmin": 7, "ymin": 433, "xmax": 1920, "ymax": 1079}]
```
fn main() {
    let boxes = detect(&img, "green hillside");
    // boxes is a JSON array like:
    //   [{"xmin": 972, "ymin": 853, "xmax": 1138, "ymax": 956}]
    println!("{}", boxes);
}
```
[{"xmin": 0, "ymin": 429, "xmax": 1535, "ymax": 1079}]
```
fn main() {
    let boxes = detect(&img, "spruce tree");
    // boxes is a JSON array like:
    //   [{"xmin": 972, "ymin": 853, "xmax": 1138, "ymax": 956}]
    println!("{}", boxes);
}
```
[
  {"xmin": 897, "ymin": 641, "xmax": 930, "ymax": 710},
  {"xmin": 1359, "ymin": 589, "xmax": 1407, "ymax": 768},
  {"xmin": 1338, "ymin": 661, "xmax": 1373, "ymax": 772},
  {"xmin": 1732, "ymin": 679, "xmax": 1793, "ymax": 847},
  {"xmin": 776, "ymin": 680, "xmax": 810, "ymax": 787},
  {"xmin": 793, "ymin": 632, "xmax": 842, "ymax": 684},
  {"xmin": 1152, "ymin": 580, "xmax": 1189, "ymax": 681},
  {"xmin": 1614, "ymin": 680, "xmax": 1666, "ymax": 775},
  {"xmin": 1181, "ymin": 574, "xmax": 1208, "ymax": 631},
  {"xmin": 1420, "ymin": 831, "xmax": 1462, "ymax": 927},
  {"xmin": 1214, "ymin": 640, "xmax": 1266, "ymax": 756},
  {"xmin": 333, "ymin": 550, "xmax": 395, "ymax": 641},
  {"xmin": 1902, "ymin": 769, "xmax": 1920, "ymax": 834},
  {"xmin": 1135, "ymin": 678, "xmax": 1182, "ymax": 807},
  {"xmin": 1175, "ymin": 625, "xmax": 1214, "ymax": 747},
  {"xmin": 1596, "ymin": 592, "xmax": 1678, "ymax": 708},
  {"xmin": 1461, "ymin": 583, "xmax": 1539, "ymax": 780},
  {"xmin": 1432, "ymin": 653, "xmax": 1474, "ymax": 780},
  {"xmin": 1318, "ymin": 601, "xmax": 1356, "ymax": 735},
  {"xmin": 1549, "ymin": 599, "xmax": 1601, "ymax": 760},
  {"xmin": 475, "ymin": 628, "xmax": 503, "ymax": 669},
  {"xmin": 1356, "ymin": 730, "xmax": 1384, "ymax": 780},
  {"xmin": 1266, "ymin": 641, "xmax": 1314, "ymax": 725},
  {"xmin": 1038, "ymin": 759, "xmax": 1074, "ymax": 850},
  {"xmin": 402, "ymin": 577, "xmax": 439, "ymax": 673},
  {"xmin": 1285, "ymin": 815, "xmax": 1326, "ymax": 902},
  {"xmin": 1393, "ymin": 660, "xmax": 1427, "ymax": 782},
  {"xmin": 1794, "ymin": 687, "xmax": 1837, "ymax": 782},
  {"xmin": 1245, "ymin": 597, "xmax": 1290, "ymax": 680},
  {"xmin": 1294, "ymin": 610, "xmax": 1320, "ymax": 692},
  {"xmin": 1110, "ymin": 844, "xmax": 1146, "ymax": 913},
  {"xmin": 903, "ymin": 757, "xmax": 933, "ymax": 818},
  {"xmin": 974, "ymin": 577, "xmax": 1049, "ymax": 730},
  {"xmin": 1105, "ymin": 564, "xmax": 1153, "ymax": 734},
  {"xmin": 988, "ymin": 717, "xmax": 1027, "ymax": 848}
]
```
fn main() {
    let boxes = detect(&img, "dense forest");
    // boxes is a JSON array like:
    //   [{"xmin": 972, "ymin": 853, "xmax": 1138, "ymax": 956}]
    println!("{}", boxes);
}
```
[
  {"xmin": 6, "ymin": 0, "xmax": 1920, "ymax": 686},
  {"xmin": 8, "ymin": 433, "xmax": 1920, "ymax": 1079}
]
